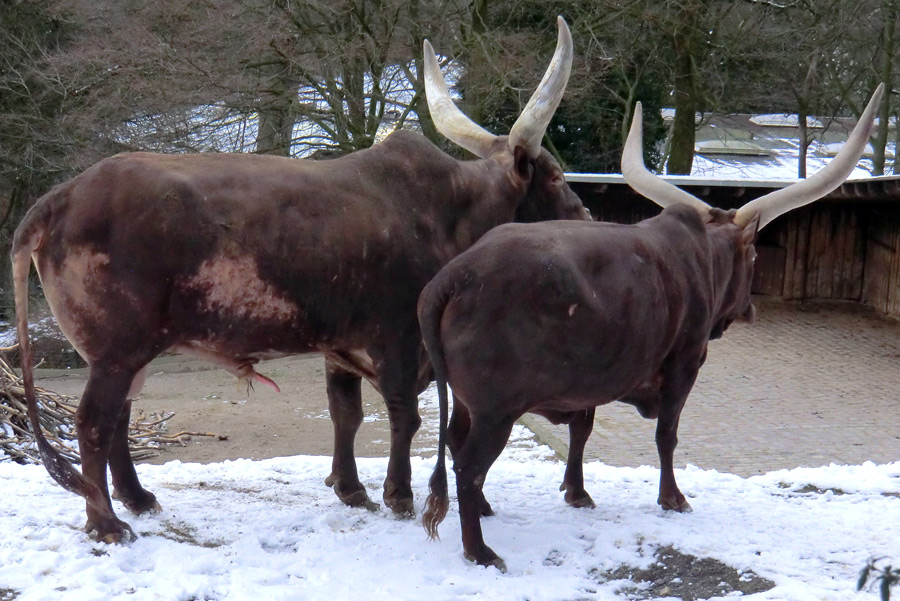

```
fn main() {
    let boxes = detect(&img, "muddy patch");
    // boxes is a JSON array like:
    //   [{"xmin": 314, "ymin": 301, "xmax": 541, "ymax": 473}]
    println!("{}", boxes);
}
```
[
  {"xmin": 779, "ymin": 482, "xmax": 847, "ymax": 496},
  {"xmin": 0, "ymin": 589, "xmax": 18, "ymax": 601},
  {"xmin": 597, "ymin": 545, "xmax": 775, "ymax": 600},
  {"xmin": 155, "ymin": 520, "xmax": 224, "ymax": 549}
]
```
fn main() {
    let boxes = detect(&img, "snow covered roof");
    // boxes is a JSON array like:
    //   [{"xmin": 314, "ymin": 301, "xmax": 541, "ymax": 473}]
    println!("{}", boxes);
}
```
[{"xmin": 690, "ymin": 111, "xmax": 894, "ymax": 180}]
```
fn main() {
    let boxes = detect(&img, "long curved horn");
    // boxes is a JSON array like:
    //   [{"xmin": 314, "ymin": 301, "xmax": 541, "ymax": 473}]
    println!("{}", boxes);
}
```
[
  {"xmin": 621, "ymin": 102, "xmax": 713, "ymax": 214},
  {"xmin": 735, "ymin": 83, "xmax": 884, "ymax": 230},
  {"xmin": 423, "ymin": 39, "xmax": 497, "ymax": 158},
  {"xmin": 507, "ymin": 16, "xmax": 574, "ymax": 158}
]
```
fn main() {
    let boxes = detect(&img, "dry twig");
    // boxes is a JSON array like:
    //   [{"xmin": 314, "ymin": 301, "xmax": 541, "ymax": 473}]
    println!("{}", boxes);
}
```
[{"xmin": 0, "ymin": 354, "xmax": 218, "ymax": 464}]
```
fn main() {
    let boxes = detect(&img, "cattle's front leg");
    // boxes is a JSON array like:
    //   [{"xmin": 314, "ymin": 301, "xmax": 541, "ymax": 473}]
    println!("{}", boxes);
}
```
[
  {"xmin": 324, "ymin": 363, "xmax": 379, "ymax": 511},
  {"xmin": 75, "ymin": 367, "xmax": 138, "ymax": 543},
  {"xmin": 560, "ymin": 408, "xmax": 596, "ymax": 509},
  {"xmin": 654, "ymin": 364, "xmax": 699, "ymax": 513},
  {"xmin": 109, "ymin": 398, "xmax": 161, "ymax": 515},
  {"xmin": 372, "ymin": 343, "xmax": 421, "ymax": 517}
]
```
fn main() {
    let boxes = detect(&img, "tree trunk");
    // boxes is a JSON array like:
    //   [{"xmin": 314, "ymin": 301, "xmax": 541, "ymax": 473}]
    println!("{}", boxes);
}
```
[
  {"xmin": 666, "ymin": 28, "xmax": 696, "ymax": 175},
  {"xmin": 256, "ymin": 59, "xmax": 297, "ymax": 157},
  {"xmin": 797, "ymin": 56, "xmax": 819, "ymax": 179},
  {"xmin": 894, "ymin": 109, "xmax": 900, "ymax": 174},
  {"xmin": 798, "ymin": 105, "xmax": 809, "ymax": 179},
  {"xmin": 343, "ymin": 56, "xmax": 373, "ymax": 150},
  {"xmin": 463, "ymin": 0, "xmax": 489, "ymax": 125},
  {"xmin": 871, "ymin": 0, "xmax": 897, "ymax": 176}
]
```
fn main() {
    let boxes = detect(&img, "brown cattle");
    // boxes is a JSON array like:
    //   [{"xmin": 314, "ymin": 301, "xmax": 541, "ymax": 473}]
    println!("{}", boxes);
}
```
[
  {"xmin": 418, "ymin": 85, "xmax": 884, "ymax": 570},
  {"xmin": 12, "ymin": 17, "xmax": 588, "ymax": 543}
]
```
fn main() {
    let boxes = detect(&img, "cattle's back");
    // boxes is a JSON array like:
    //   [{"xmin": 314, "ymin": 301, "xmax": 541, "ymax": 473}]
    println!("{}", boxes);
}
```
[{"xmin": 19, "ymin": 143, "xmax": 470, "ymax": 362}]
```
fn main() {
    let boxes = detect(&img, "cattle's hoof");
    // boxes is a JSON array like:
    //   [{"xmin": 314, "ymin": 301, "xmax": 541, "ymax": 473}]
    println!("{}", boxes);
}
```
[
  {"xmin": 85, "ymin": 517, "xmax": 136, "ymax": 544},
  {"xmin": 114, "ymin": 489, "xmax": 162, "ymax": 515},
  {"xmin": 658, "ymin": 495, "xmax": 693, "ymax": 513},
  {"xmin": 464, "ymin": 547, "xmax": 507, "ymax": 573},
  {"xmin": 383, "ymin": 480, "xmax": 415, "ymax": 518},
  {"xmin": 564, "ymin": 488, "xmax": 596, "ymax": 509},
  {"xmin": 384, "ymin": 495, "xmax": 415, "ymax": 519},
  {"xmin": 327, "ymin": 477, "xmax": 380, "ymax": 512}
]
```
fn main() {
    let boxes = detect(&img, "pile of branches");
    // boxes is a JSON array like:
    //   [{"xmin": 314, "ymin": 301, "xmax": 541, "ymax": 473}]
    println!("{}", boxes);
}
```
[{"xmin": 0, "ymin": 354, "xmax": 217, "ymax": 464}]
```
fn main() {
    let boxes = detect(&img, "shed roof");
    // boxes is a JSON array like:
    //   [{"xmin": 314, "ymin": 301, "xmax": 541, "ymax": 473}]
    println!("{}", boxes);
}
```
[{"xmin": 565, "ymin": 173, "xmax": 900, "ymax": 202}]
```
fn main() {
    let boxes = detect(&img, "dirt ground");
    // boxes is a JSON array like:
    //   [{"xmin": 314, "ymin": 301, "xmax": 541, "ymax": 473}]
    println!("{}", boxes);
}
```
[{"xmin": 33, "ymin": 354, "xmax": 443, "ymax": 465}]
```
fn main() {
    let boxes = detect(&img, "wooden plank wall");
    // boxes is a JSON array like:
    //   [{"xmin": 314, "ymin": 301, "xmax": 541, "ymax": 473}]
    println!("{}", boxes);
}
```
[
  {"xmin": 772, "ymin": 204, "xmax": 868, "ymax": 302},
  {"xmin": 771, "ymin": 202, "xmax": 900, "ymax": 316},
  {"xmin": 861, "ymin": 205, "xmax": 900, "ymax": 315}
]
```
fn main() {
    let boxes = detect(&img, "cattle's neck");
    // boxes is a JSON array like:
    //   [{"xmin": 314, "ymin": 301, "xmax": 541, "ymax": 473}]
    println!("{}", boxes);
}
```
[
  {"xmin": 442, "ymin": 152, "xmax": 527, "ymax": 255},
  {"xmin": 703, "ymin": 213, "xmax": 755, "ymax": 339},
  {"xmin": 643, "ymin": 205, "xmax": 752, "ymax": 342}
]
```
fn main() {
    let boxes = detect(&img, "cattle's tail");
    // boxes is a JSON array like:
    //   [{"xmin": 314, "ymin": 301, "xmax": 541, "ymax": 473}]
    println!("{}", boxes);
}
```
[
  {"xmin": 12, "ymin": 211, "xmax": 95, "ymax": 499},
  {"xmin": 418, "ymin": 274, "xmax": 453, "ymax": 540}
]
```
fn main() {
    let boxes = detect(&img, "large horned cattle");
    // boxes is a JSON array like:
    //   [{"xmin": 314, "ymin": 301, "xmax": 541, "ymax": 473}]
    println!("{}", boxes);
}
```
[
  {"xmin": 13, "ymin": 17, "xmax": 588, "ymax": 543},
  {"xmin": 419, "ymin": 85, "xmax": 884, "ymax": 570}
]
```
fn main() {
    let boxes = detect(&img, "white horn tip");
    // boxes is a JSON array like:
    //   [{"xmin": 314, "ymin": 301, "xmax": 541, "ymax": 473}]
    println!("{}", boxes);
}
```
[{"xmin": 556, "ymin": 16, "xmax": 571, "ymax": 39}]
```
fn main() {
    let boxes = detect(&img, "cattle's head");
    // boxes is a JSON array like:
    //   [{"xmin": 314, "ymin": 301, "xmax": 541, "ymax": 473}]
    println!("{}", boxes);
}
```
[
  {"xmin": 621, "ymin": 85, "xmax": 884, "ymax": 337},
  {"xmin": 423, "ymin": 17, "xmax": 590, "ymax": 223}
]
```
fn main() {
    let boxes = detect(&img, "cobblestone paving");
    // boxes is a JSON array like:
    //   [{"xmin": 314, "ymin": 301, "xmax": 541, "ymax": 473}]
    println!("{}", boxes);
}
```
[{"xmin": 519, "ymin": 299, "xmax": 900, "ymax": 476}]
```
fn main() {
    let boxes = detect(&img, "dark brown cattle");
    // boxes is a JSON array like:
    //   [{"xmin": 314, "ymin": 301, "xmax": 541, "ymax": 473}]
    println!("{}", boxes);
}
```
[
  {"xmin": 13, "ymin": 17, "xmax": 588, "ymax": 543},
  {"xmin": 418, "ymin": 85, "xmax": 884, "ymax": 570}
]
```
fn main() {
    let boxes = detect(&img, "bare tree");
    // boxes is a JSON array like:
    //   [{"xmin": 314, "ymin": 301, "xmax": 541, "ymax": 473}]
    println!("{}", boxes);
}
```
[{"xmin": 824, "ymin": 0, "xmax": 899, "ymax": 175}]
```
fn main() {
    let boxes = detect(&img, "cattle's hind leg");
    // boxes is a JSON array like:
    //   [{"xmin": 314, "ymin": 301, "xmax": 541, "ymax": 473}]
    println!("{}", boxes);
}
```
[
  {"xmin": 75, "ymin": 366, "xmax": 140, "ymax": 543},
  {"xmin": 449, "ymin": 397, "xmax": 493, "ymax": 517},
  {"xmin": 560, "ymin": 408, "xmax": 596, "ymax": 509},
  {"xmin": 324, "ymin": 362, "xmax": 379, "ymax": 511},
  {"xmin": 453, "ymin": 415, "xmax": 515, "ymax": 571},
  {"xmin": 108, "ymin": 366, "xmax": 160, "ymax": 515},
  {"xmin": 109, "ymin": 393, "xmax": 161, "ymax": 515}
]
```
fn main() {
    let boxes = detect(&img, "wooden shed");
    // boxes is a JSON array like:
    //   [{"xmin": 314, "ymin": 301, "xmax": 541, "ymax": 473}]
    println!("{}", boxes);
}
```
[{"xmin": 568, "ymin": 174, "xmax": 900, "ymax": 319}]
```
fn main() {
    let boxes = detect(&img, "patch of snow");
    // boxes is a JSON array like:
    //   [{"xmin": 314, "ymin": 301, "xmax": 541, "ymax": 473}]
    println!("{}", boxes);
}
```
[
  {"xmin": 0, "ymin": 316, "xmax": 59, "ymax": 348},
  {"xmin": 750, "ymin": 114, "xmax": 824, "ymax": 128},
  {"xmin": 661, "ymin": 108, "xmax": 704, "ymax": 124},
  {"xmin": 874, "ymin": 115, "xmax": 898, "ymax": 130},
  {"xmin": 690, "ymin": 152, "xmax": 875, "ymax": 180},
  {"xmin": 0, "ymin": 454, "xmax": 896, "ymax": 600},
  {"xmin": 820, "ymin": 141, "xmax": 894, "ymax": 159}
]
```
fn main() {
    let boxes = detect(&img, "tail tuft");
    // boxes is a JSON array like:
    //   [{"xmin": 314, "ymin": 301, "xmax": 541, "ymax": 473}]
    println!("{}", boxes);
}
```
[{"xmin": 422, "ymin": 463, "xmax": 449, "ymax": 540}]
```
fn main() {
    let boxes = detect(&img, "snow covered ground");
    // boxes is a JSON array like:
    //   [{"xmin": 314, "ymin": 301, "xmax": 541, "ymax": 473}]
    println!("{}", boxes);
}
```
[{"xmin": 0, "ymin": 441, "xmax": 897, "ymax": 600}]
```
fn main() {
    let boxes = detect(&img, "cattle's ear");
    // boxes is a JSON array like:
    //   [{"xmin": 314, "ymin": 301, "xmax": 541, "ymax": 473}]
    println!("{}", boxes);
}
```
[
  {"xmin": 741, "ymin": 211, "xmax": 760, "ymax": 246},
  {"xmin": 513, "ymin": 145, "xmax": 533, "ymax": 180}
]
